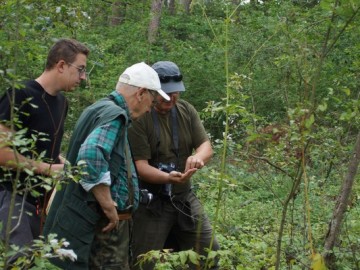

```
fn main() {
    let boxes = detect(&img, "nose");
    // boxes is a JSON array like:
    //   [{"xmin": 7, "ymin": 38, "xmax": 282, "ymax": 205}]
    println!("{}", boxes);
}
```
[{"xmin": 80, "ymin": 72, "xmax": 87, "ymax": 80}]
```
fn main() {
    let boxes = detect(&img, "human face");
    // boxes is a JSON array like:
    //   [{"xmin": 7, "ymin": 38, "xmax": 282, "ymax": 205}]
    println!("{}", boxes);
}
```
[
  {"xmin": 64, "ymin": 53, "xmax": 87, "ymax": 91},
  {"xmin": 154, "ymin": 92, "xmax": 179, "ymax": 114},
  {"xmin": 132, "ymin": 88, "xmax": 157, "ymax": 120}
]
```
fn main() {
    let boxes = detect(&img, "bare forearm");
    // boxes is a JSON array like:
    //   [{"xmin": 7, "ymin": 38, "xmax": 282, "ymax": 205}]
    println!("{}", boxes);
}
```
[
  {"xmin": 90, "ymin": 184, "xmax": 118, "ymax": 232},
  {"xmin": 135, "ymin": 160, "xmax": 196, "ymax": 185},
  {"xmin": 136, "ymin": 162, "xmax": 171, "ymax": 184},
  {"xmin": 0, "ymin": 147, "xmax": 53, "ymax": 175},
  {"xmin": 0, "ymin": 124, "xmax": 57, "ymax": 175},
  {"xmin": 91, "ymin": 184, "xmax": 116, "ymax": 212},
  {"xmin": 193, "ymin": 140, "xmax": 213, "ymax": 165}
]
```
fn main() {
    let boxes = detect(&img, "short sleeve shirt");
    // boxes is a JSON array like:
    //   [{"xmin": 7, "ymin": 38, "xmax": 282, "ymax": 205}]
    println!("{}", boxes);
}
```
[{"xmin": 128, "ymin": 99, "xmax": 209, "ymax": 193}]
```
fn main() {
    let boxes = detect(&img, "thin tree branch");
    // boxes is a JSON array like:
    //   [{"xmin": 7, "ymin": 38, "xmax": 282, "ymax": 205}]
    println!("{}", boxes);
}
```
[{"xmin": 249, "ymin": 154, "xmax": 293, "ymax": 178}]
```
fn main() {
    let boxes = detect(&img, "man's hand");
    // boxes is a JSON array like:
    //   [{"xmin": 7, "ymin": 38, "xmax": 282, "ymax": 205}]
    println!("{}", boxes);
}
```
[
  {"xmin": 58, "ymin": 155, "xmax": 68, "ymax": 164},
  {"xmin": 184, "ymin": 141, "xmax": 213, "ymax": 172},
  {"xmin": 91, "ymin": 184, "xmax": 119, "ymax": 232},
  {"xmin": 134, "ymin": 160, "xmax": 199, "ymax": 185},
  {"xmin": 36, "ymin": 162, "xmax": 64, "ymax": 176},
  {"xmin": 101, "ymin": 204, "xmax": 119, "ymax": 233},
  {"xmin": 168, "ymin": 168, "xmax": 197, "ymax": 184},
  {"xmin": 184, "ymin": 155, "xmax": 205, "ymax": 172}
]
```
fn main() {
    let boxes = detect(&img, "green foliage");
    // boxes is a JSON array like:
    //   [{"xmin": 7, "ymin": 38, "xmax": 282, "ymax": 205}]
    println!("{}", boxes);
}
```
[
  {"xmin": 1, "ymin": 0, "xmax": 360, "ymax": 269},
  {"xmin": 0, "ymin": 0, "xmax": 92, "ymax": 100},
  {"xmin": 135, "ymin": 248, "xmax": 233, "ymax": 270},
  {"xmin": 0, "ymin": 234, "xmax": 76, "ymax": 270}
]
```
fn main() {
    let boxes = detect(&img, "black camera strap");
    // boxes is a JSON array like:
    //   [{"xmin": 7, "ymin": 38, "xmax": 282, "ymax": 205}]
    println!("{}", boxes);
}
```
[{"xmin": 151, "ymin": 106, "xmax": 179, "ymax": 167}]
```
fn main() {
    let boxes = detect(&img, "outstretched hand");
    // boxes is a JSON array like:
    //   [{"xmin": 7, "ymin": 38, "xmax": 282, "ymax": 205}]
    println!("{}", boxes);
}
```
[{"xmin": 168, "ymin": 168, "xmax": 197, "ymax": 184}]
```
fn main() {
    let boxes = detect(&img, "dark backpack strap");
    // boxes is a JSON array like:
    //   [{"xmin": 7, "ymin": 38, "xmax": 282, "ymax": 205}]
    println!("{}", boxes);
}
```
[
  {"xmin": 170, "ymin": 106, "xmax": 179, "ymax": 159},
  {"xmin": 151, "ymin": 106, "xmax": 179, "ymax": 165},
  {"xmin": 151, "ymin": 108, "xmax": 161, "ymax": 162}
]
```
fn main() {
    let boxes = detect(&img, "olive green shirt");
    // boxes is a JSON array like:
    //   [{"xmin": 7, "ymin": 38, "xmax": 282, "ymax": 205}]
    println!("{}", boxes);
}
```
[{"xmin": 128, "ymin": 99, "xmax": 209, "ymax": 194}]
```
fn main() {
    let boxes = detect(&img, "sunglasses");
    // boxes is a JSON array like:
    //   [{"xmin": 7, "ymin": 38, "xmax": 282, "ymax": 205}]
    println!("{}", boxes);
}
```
[{"xmin": 159, "ymin": 74, "xmax": 183, "ymax": 83}]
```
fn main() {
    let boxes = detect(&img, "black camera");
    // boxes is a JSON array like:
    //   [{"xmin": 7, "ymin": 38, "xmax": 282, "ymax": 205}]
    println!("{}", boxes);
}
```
[
  {"xmin": 139, "ymin": 189, "xmax": 153, "ymax": 205},
  {"xmin": 157, "ymin": 162, "xmax": 176, "ymax": 197},
  {"xmin": 158, "ymin": 162, "xmax": 176, "ymax": 173}
]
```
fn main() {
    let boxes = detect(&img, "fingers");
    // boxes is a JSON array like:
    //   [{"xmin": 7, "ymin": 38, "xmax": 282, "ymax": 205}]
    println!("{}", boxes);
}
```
[
  {"xmin": 47, "ymin": 163, "xmax": 64, "ymax": 177},
  {"xmin": 168, "ymin": 171, "xmax": 182, "ymax": 184},
  {"xmin": 169, "ymin": 171, "xmax": 182, "ymax": 178},
  {"xmin": 184, "ymin": 168, "xmax": 197, "ymax": 179},
  {"xmin": 102, "ymin": 204, "xmax": 119, "ymax": 232},
  {"xmin": 168, "ymin": 168, "xmax": 197, "ymax": 184},
  {"xmin": 102, "ymin": 220, "xmax": 118, "ymax": 233},
  {"xmin": 185, "ymin": 156, "xmax": 204, "ymax": 171},
  {"xmin": 58, "ymin": 155, "xmax": 67, "ymax": 164},
  {"xmin": 51, "ymin": 163, "xmax": 65, "ymax": 172}
]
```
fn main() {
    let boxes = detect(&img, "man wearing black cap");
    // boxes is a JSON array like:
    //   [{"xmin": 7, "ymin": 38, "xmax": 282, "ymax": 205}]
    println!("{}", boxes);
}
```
[{"xmin": 128, "ymin": 61, "xmax": 219, "ymax": 269}]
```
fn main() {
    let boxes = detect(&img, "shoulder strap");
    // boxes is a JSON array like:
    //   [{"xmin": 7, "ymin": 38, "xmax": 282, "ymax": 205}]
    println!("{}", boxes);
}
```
[
  {"xmin": 151, "ymin": 108, "xmax": 161, "ymax": 162},
  {"xmin": 151, "ymin": 106, "xmax": 179, "ymax": 164},
  {"xmin": 171, "ymin": 106, "xmax": 179, "ymax": 158}
]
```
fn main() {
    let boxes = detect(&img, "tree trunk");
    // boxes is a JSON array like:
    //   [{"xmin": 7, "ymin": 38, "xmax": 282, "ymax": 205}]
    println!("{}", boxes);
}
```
[
  {"xmin": 110, "ymin": 0, "xmax": 127, "ymax": 26},
  {"xmin": 323, "ymin": 132, "xmax": 360, "ymax": 269},
  {"xmin": 168, "ymin": 0, "xmax": 176, "ymax": 15},
  {"xmin": 180, "ymin": 0, "xmax": 191, "ymax": 14},
  {"xmin": 148, "ymin": 0, "xmax": 163, "ymax": 44}
]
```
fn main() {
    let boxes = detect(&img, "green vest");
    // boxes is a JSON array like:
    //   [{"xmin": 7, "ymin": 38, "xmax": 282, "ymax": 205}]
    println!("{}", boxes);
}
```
[{"xmin": 43, "ymin": 96, "xmax": 129, "ymax": 270}]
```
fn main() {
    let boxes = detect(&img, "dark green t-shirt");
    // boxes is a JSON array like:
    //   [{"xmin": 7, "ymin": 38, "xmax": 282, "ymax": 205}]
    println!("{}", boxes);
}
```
[{"xmin": 128, "ymin": 99, "xmax": 209, "ymax": 194}]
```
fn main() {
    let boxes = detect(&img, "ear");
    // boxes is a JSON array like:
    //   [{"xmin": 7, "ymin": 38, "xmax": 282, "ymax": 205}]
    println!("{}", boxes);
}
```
[
  {"xmin": 136, "ymin": 87, "xmax": 146, "ymax": 101},
  {"xmin": 57, "ymin": 60, "xmax": 67, "ymax": 73},
  {"xmin": 138, "ymin": 87, "xmax": 147, "ymax": 96}
]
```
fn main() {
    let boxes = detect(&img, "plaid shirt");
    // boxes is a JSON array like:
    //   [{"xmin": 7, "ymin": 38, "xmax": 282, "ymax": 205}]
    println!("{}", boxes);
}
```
[{"xmin": 77, "ymin": 91, "xmax": 139, "ymax": 210}]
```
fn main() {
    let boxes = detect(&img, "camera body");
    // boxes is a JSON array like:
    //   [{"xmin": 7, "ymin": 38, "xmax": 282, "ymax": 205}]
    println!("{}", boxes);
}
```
[
  {"xmin": 139, "ymin": 189, "xmax": 153, "ymax": 205},
  {"xmin": 157, "ymin": 162, "xmax": 176, "ymax": 197},
  {"xmin": 157, "ymin": 162, "xmax": 176, "ymax": 173}
]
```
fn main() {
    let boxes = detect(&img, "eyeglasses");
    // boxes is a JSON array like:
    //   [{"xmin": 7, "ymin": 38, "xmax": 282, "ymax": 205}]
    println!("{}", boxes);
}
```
[
  {"xmin": 148, "ymin": 90, "xmax": 158, "ymax": 105},
  {"xmin": 67, "ymin": 62, "xmax": 87, "ymax": 76},
  {"xmin": 159, "ymin": 74, "xmax": 183, "ymax": 83}
]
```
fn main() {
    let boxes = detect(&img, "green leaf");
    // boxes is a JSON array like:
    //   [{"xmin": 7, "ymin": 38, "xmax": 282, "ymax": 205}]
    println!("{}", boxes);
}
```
[
  {"xmin": 179, "ymin": 251, "xmax": 187, "ymax": 265},
  {"xmin": 341, "ymin": 87, "xmax": 351, "ymax": 96},
  {"xmin": 304, "ymin": 114, "xmax": 314, "ymax": 129},
  {"xmin": 187, "ymin": 250, "xmax": 199, "ymax": 265},
  {"xmin": 317, "ymin": 103, "xmax": 327, "ymax": 112}
]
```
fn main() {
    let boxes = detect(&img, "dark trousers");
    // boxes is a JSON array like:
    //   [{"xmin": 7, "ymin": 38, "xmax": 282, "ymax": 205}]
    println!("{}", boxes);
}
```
[
  {"xmin": 131, "ymin": 191, "xmax": 219, "ymax": 270},
  {"xmin": 0, "ymin": 189, "xmax": 40, "ymax": 262}
]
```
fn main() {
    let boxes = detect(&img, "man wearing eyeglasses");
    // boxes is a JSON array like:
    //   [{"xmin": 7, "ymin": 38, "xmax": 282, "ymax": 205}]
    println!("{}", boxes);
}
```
[
  {"xmin": 128, "ymin": 61, "xmax": 220, "ymax": 269},
  {"xmin": 0, "ymin": 38, "xmax": 89, "ymax": 263},
  {"xmin": 44, "ymin": 62, "xmax": 170, "ymax": 270}
]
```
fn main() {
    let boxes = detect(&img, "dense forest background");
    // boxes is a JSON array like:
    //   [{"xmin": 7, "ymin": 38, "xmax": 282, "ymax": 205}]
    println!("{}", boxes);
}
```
[{"xmin": 1, "ymin": 0, "xmax": 359, "ymax": 269}]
